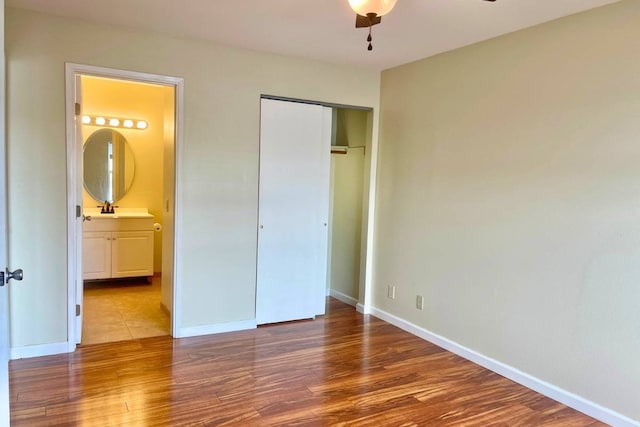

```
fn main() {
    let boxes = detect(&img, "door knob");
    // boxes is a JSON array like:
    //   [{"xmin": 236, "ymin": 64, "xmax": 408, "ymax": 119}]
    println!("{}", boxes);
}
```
[
  {"xmin": 7, "ymin": 268, "xmax": 23, "ymax": 282},
  {"xmin": 0, "ymin": 268, "xmax": 23, "ymax": 285}
]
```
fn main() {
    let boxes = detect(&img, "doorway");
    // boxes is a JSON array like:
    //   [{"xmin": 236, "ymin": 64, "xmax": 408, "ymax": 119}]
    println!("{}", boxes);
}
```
[{"xmin": 65, "ymin": 64, "xmax": 184, "ymax": 349}]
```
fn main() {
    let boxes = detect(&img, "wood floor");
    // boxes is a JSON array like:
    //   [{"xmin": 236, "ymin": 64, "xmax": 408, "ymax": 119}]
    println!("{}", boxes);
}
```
[{"xmin": 10, "ymin": 298, "xmax": 603, "ymax": 426}]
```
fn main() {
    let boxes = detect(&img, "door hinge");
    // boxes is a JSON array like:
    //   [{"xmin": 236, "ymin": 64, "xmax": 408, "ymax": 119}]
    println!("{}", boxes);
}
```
[
  {"xmin": 76, "ymin": 205, "xmax": 81, "ymax": 218},
  {"xmin": 76, "ymin": 304, "xmax": 81, "ymax": 316},
  {"xmin": 74, "ymin": 102, "xmax": 81, "ymax": 116}
]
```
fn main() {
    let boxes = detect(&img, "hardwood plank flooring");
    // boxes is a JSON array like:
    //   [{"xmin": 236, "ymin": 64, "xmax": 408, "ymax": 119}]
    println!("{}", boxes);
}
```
[{"xmin": 9, "ymin": 298, "xmax": 604, "ymax": 426}]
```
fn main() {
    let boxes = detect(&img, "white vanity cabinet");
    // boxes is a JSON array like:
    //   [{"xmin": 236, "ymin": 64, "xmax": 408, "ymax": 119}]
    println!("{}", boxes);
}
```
[
  {"xmin": 83, "ymin": 231, "xmax": 112, "ymax": 279},
  {"xmin": 82, "ymin": 213, "xmax": 154, "ymax": 281}
]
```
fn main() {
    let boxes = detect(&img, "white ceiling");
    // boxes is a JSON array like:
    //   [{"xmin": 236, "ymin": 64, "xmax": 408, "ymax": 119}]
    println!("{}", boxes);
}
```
[{"xmin": 6, "ymin": 0, "xmax": 621, "ymax": 71}]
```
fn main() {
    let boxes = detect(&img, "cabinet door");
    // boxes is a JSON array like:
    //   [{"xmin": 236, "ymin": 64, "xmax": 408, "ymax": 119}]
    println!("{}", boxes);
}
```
[
  {"xmin": 83, "ymin": 231, "xmax": 112, "ymax": 280},
  {"xmin": 111, "ymin": 231, "xmax": 154, "ymax": 278}
]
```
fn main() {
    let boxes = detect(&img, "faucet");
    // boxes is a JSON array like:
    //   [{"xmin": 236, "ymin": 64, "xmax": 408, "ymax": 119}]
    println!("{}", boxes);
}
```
[{"xmin": 99, "ymin": 201, "xmax": 115, "ymax": 214}]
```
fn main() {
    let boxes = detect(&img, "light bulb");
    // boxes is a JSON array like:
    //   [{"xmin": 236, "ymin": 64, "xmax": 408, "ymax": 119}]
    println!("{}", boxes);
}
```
[
  {"xmin": 348, "ymin": 0, "xmax": 397, "ymax": 16},
  {"xmin": 136, "ymin": 120, "xmax": 148, "ymax": 130},
  {"xmin": 123, "ymin": 119, "xmax": 134, "ymax": 128},
  {"xmin": 95, "ymin": 117, "xmax": 106, "ymax": 126},
  {"xmin": 109, "ymin": 118, "xmax": 120, "ymax": 127},
  {"xmin": 82, "ymin": 115, "xmax": 91, "ymax": 124}
]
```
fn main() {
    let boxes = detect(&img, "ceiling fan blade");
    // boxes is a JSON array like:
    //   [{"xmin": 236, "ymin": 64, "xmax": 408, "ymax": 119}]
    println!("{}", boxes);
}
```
[{"xmin": 355, "ymin": 14, "xmax": 382, "ymax": 28}]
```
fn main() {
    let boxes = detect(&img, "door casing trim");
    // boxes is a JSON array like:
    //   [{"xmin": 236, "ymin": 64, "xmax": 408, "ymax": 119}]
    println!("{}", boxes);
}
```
[{"xmin": 64, "ymin": 63, "xmax": 184, "ymax": 350}]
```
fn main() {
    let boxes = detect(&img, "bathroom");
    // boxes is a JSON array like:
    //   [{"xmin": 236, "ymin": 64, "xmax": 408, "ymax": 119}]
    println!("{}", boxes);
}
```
[{"xmin": 79, "ymin": 75, "xmax": 175, "ymax": 345}]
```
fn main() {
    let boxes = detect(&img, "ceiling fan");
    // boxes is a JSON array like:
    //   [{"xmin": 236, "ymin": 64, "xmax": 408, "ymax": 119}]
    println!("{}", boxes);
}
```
[{"xmin": 350, "ymin": 0, "xmax": 497, "ymax": 51}]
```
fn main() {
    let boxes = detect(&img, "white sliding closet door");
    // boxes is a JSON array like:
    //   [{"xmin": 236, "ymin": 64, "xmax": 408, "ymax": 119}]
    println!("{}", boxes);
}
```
[{"xmin": 256, "ymin": 98, "xmax": 331, "ymax": 325}]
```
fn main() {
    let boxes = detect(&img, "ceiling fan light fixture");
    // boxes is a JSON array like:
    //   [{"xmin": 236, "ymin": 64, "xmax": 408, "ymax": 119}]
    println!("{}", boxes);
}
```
[{"xmin": 348, "ymin": 0, "xmax": 398, "ymax": 17}]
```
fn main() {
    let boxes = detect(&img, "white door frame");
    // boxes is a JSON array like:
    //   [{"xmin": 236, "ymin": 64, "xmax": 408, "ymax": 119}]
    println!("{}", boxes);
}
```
[{"xmin": 64, "ymin": 63, "xmax": 184, "ymax": 350}]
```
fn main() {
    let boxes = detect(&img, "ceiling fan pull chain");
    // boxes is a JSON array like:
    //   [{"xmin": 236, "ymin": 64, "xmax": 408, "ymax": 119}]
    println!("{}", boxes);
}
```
[{"xmin": 367, "ymin": 25, "xmax": 373, "ymax": 51}]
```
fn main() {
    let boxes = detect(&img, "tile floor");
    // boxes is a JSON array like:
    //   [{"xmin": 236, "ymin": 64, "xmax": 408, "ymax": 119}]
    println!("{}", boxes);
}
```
[{"xmin": 81, "ymin": 276, "xmax": 169, "ymax": 345}]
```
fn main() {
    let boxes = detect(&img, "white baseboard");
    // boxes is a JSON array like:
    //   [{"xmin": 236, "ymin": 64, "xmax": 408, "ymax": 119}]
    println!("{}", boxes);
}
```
[
  {"xmin": 370, "ymin": 306, "xmax": 639, "ymax": 427},
  {"xmin": 10, "ymin": 318, "xmax": 257, "ymax": 358},
  {"xmin": 175, "ymin": 319, "xmax": 256, "ymax": 339},
  {"xmin": 329, "ymin": 289, "xmax": 358, "ymax": 307},
  {"xmin": 11, "ymin": 341, "xmax": 70, "ymax": 360},
  {"xmin": 356, "ymin": 303, "xmax": 370, "ymax": 314}
]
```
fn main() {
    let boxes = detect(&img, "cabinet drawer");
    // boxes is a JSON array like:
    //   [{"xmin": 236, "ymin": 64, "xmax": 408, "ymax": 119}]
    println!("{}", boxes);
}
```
[{"xmin": 83, "ymin": 217, "xmax": 154, "ymax": 232}]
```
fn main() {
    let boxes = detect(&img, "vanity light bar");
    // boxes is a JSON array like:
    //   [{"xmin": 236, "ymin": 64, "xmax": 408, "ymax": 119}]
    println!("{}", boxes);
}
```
[{"xmin": 81, "ymin": 115, "xmax": 148, "ymax": 130}]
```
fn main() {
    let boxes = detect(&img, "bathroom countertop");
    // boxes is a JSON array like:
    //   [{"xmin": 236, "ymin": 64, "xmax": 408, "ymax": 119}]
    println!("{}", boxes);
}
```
[{"xmin": 83, "ymin": 207, "xmax": 154, "ymax": 219}]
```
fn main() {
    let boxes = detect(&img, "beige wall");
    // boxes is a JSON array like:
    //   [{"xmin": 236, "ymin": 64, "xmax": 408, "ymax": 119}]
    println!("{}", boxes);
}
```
[
  {"xmin": 6, "ymin": 7, "xmax": 380, "ymax": 346},
  {"xmin": 376, "ymin": 0, "xmax": 640, "ymax": 420},
  {"xmin": 81, "ymin": 76, "xmax": 170, "ymax": 272}
]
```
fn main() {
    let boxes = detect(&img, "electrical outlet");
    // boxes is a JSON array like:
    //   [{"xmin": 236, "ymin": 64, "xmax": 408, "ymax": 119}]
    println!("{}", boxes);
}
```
[
  {"xmin": 416, "ymin": 295, "xmax": 424, "ymax": 310},
  {"xmin": 387, "ymin": 285, "xmax": 396, "ymax": 299}
]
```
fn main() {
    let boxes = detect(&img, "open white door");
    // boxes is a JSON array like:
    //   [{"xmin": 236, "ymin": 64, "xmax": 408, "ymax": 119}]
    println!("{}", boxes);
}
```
[
  {"xmin": 0, "ymin": 2, "xmax": 10, "ymax": 423},
  {"xmin": 0, "ymin": 1, "xmax": 8, "ymax": 418},
  {"xmin": 73, "ymin": 75, "xmax": 83, "ymax": 344},
  {"xmin": 0, "ymin": 2, "xmax": 23, "ymax": 422},
  {"xmin": 0, "ymin": 178, "xmax": 9, "ymax": 423},
  {"xmin": 256, "ymin": 99, "xmax": 331, "ymax": 325}
]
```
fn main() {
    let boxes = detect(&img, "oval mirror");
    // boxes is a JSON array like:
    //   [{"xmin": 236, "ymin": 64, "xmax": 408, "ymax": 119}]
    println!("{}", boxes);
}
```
[{"xmin": 83, "ymin": 128, "xmax": 135, "ymax": 203}]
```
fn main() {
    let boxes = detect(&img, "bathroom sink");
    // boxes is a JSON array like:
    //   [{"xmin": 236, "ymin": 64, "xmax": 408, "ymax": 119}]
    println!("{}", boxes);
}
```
[{"xmin": 83, "ymin": 208, "xmax": 153, "ymax": 219}]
